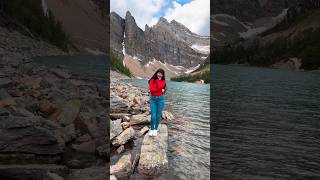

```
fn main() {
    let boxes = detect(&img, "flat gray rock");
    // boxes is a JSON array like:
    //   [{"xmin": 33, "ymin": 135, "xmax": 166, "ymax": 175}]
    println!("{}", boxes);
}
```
[
  {"xmin": 0, "ymin": 115, "xmax": 65, "ymax": 155},
  {"xmin": 0, "ymin": 78, "xmax": 11, "ymax": 88},
  {"xmin": 110, "ymin": 119, "xmax": 123, "ymax": 140},
  {"xmin": 138, "ymin": 124, "xmax": 168, "ymax": 177},
  {"xmin": 110, "ymin": 95, "xmax": 130, "ymax": 113},
  {"xmin": 112, "ymin": 127, "xmax": 134, "ymax": 146},
  {"xmin": 51, "ymin": 68, "xmax": 71, "ymax": 79},
  {"xmin": 110, "ymin": 153, "xmax": 132, "ymax": 178}
]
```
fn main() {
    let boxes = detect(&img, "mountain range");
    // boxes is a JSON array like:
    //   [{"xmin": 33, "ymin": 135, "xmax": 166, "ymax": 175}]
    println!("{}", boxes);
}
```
[{"xmin": 110, "ymin": 11, "xmax": 210, "ymax": 78}]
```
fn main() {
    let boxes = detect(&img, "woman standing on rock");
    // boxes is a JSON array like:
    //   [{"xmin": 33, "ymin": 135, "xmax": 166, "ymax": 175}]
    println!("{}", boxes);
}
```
[{"xmin": 148, "ymin": 68, "xmax": 166, "ymax": 137}]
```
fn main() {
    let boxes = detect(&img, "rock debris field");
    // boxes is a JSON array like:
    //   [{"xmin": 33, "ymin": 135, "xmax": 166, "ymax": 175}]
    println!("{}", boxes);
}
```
[{"xmin": 110, "ymin": 71, "xmax": 174, "ymax": 180}]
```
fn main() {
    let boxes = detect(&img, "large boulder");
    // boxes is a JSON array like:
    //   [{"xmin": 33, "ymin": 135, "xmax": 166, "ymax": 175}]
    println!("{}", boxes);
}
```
[
  {"xmin": 110, "ymin": 153, "xmax": 132, "ymax": 178},
  {"xmin": 0, "ymin": 114, "xmax": 65, "ymax": 156},
  {"xmin": 137, "ymin": 124, "xmax": 168, "ymax": 177},
  {"xmin": 51, "ymin": 99, "xmax": 81, "ymax": 126}
]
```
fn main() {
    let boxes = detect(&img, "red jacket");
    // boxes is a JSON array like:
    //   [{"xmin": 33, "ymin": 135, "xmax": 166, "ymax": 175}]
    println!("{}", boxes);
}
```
[{"xmin": 149, "ymin": 79, "xmax": 166, "ymax": 96}]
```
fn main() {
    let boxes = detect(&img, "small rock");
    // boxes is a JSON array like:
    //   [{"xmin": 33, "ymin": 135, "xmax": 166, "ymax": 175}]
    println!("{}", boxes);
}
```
[
  {"xmin": 116, "ymin": 145, "xmax": 125, "ymax": 154},
  {"xmin": 72, "ymin": 140, "xmax": 96, "ymax": 154},
  {"xmin": 47, "ymin": 172, "xmax": 64, "ymax": 180},
  {"xmin": 96, "ymin": 144, "xmax": 109, "ymax": 157},
  {"xmin": 162, "ymin": 111, "xmax": 174, "ymax": 120},
  {"xmin": 39, "ymin": 99, "xmax": 56, "ymax": 115},
  {"xmin": 0, "ymin": 98, "xmax": 16, "ymax": 108},
  {"xmin": 53, "ymin": 99, "xmax": 81, "ymax": 126},
  {"xmin": 0, "ymin": 78, "xmax": 12, "ymax": 88},
  {"xmin": 112, "ymin": 127, "xmax": 135, "ymax": 146},
  {"xmin": 110, "ymin": 119, "xmax": 122, "ymax": 140},
  {"xmin": 51, "ymin": 68, "xmax": 71, "ymax": 79},
  {"xmin": 110, "ymin": 175, "xmax": 117, "ymax": 180},
  {"xmin": 122, "ymin": 115, "xmax": 131, "ymax": 122},
  {"xmin": 136, "ymin": 126, "xmax": 149, "ymax": 138},
  {"xmin": 110, "ymin": 153, "xmax": 132, "ymax": 178},
  {"xmin": 129, "ymin": 114, "xmax": 150, "ymax": 125},
  {"xmin": 133, "ymin": 97, "xmax": 140, "ymax": 105},
  {"xmin": 60, "ymin": 124, "xmax": 76, "ymax": 143},
  {"xmin": 110, "ymin": 113, "xmax": 131, "ymax": 120},
  {"xmin": 76, "ymin": 134, "xmax": 92, "ymax": 143},
  {"xmin": 121, "ymin": 122, "xmax": 130, "ymax": 130},
  {"xmin": 20, "ymin": 76, "xmax": 42, "ymax": 89}
]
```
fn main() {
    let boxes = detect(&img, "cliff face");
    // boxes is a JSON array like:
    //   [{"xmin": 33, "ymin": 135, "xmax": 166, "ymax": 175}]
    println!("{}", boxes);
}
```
[
  {"xmin": 110, "ymin": 11, "xmax": 209, "ymax": 68},
  {"xmin": 45, "ymin": 0, "xmax": 107, "ymax": 52}
]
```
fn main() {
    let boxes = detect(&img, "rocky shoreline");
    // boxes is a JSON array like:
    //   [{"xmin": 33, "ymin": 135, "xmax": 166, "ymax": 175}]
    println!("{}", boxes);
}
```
[
  {"xmin": 110, "ymin": 71, "xmax": 173, "ymax": 179},
  {"xmin": 0, "ymin": 27, "xmax": 107, "ymax": 179}
]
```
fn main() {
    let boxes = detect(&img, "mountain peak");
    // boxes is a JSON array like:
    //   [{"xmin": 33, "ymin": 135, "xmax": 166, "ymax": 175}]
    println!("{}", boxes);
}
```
[
  {"xmin": 125, "ymin": 11, "xmax": 132, "ymax": 17},
  {"xmin": 158, "ymin": 17, "xmax": 169, "ymax": 24}
]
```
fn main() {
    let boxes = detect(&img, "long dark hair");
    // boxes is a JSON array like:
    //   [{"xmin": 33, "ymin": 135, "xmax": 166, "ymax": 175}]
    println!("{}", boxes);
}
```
[
  {"xmin": 148, "ymin": 68, "xmax": 166, "ymax": 91},
  {"xmin": 148, "ymin": 68, "xmax": 165, "ymax": 83}
]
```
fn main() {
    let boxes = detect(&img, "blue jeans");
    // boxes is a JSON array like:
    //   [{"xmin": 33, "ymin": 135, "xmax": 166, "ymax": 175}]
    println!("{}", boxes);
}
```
[{"xmin": 150, "ymin": 96, "xmax": 164, "ymax": 130}]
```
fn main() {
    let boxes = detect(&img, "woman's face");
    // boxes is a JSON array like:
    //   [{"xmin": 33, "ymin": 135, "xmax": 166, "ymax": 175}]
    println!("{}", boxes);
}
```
[{"xmin": 157, "ymin": 72, "xmax": 163, "ymax": 80}]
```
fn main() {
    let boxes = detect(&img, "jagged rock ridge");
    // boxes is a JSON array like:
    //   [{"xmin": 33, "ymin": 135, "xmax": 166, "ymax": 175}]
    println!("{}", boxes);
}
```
[{"xmin": 110, "ymin": 11, "xmax": 210, "ymax": 68}]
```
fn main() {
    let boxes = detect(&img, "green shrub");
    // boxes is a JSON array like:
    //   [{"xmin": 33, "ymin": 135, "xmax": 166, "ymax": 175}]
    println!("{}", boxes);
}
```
[
  {"xmin": 171, "ymin": 70, "xmax": 210, "ymax": 84},
  {"xmin": 2, "ymin": 0, "xmax": 70, "ymax": 51},
  {"xmin": 110, "ymin": 53, "xmax": 132, "ymax": 77}
]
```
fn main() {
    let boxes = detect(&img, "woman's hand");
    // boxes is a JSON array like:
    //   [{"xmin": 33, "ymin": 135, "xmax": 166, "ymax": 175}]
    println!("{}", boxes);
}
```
[{"xmin": 162, "ymin": 89, "xmax": 165, "ymax": 93}]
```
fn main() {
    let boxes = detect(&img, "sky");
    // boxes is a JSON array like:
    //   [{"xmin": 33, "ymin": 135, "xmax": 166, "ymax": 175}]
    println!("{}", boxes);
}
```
[{"xmin": 110, "ymin": 0, "xmax": 210, "ymax": 36}]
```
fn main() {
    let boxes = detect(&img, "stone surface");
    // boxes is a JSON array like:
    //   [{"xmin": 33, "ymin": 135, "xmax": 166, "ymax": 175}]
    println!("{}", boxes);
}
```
[
  {"xmin": 0, "ymin": 78, "xmax": 12, "ymax": 88},
  {"xmin": 110, "ymin": 153, "xmax": 132, "ymax": 178},
  {"xmin": 121, "ymin": 121, "xmax": 130, "ymax": 130},
  {"xmin": 161, "ymin": 111, "xmax": 174, "ymax": 120},
  {"xmin": 138, "ymin": 124, "xmax": 168, "ymax": 177},
  {"xmin": 39, "ymin": 99, "xmax": 56, "ymax": 115},
  {"xmin": 110, "ymin": 175, "xmax": 117, "ymax": 180},
  {"xmin": 0, "ymin": 98, "xmax": 16, "ymax": 108},
  {"xmin": 51, "ymin": 68, "xmax": 71, "ymax": 79},
  {"xmin": 110, "ymin": 113, "xmax": 131, "ymax": 120},
  {"xmin": 116, "ymin": 145, "xmax": 125, "ymax": 154},
  {"xmin": 136, "ymin": 126, "xmax": 149, "ymax": 138},
  {"xmin": 69, "ymin": 167, "xmax": 107, "ymax": 180},
  {"xmin": 96, "ymin": 144, "xmax": 109, "ymax": 157},
  {"xmin": 110, "ymin": 95, "xmax": 130, "ymax": 113},
  {"xmin": 0, "ymin": 164, "xmax": 68, "ymax": 180},
  {"xmin": 72, "ymin": 140, "xmax": 96, "ymax": 154},
  {"xmin": 112, "ymin": 127, "xmax": 135, "ymax": 146},
  {"xmin": 110, "ymin": 119, "xmax": 123, "ymax": 140},
  {"xmin": 0, "ymin": 115, "xmax": 65, "ymax": 155},
  {"xmin": 129, "ymin": 114, "xmax": 150, "ymax": 125},
  {"xmin": 60, "ymin": 124, "xmax": 76, "ymax": 143},
  {"xmin": 53, "ymin": 99, "xmax": 81, "ymax": 126}
]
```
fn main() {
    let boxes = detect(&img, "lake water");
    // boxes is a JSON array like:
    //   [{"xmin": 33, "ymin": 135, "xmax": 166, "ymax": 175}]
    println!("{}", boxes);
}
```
[
  {"xmin": 33, "ymin": 54, "xmax": 108, "ymax": 85},
  {"xmin": 211, "ymin": 64, "xmax": 320, "ymax": 179},
  {"xmin": 125, "ymin": 79, "xmax": 210, "ymax": 179}
]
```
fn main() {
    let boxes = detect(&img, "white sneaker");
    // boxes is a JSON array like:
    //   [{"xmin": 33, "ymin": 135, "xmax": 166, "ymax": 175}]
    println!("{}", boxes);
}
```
[
  {"xmin": 148, "ymin": 130, "xmax": 154, "ymax": 136},
  {"xmin": 153, "ymin": 130, "xmax": 158, "ymax": 136}
]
